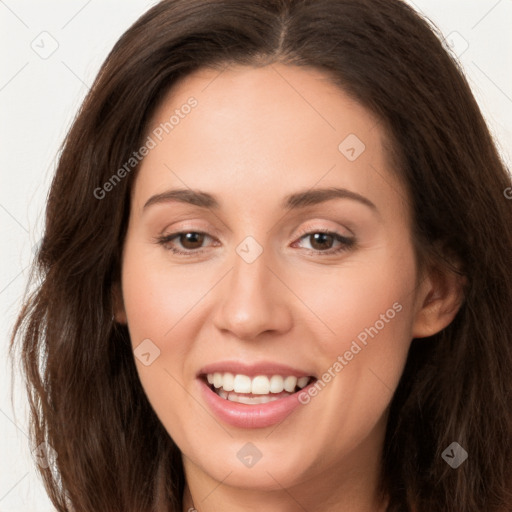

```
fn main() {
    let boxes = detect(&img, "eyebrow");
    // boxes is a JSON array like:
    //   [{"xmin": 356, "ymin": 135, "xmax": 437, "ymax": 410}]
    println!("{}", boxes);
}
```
[{"xmin": 143, "ymin": 187, "xmax": 377, "ymax": 213}]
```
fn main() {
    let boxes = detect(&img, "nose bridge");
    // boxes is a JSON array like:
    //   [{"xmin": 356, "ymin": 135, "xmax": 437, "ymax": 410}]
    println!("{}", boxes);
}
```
[
  {"xmin": 235, "ymin": 232, "xmax": 273, "ymax": 288},
  {"xmin": 212, "ymin": 234, "xmax": 292, "ymax": 339}
]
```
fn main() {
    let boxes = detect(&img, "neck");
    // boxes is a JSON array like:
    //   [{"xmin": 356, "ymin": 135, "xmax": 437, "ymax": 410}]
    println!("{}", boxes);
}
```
[
  {"xmin": 181, "ymin": 443, "xmax": 388, "ymax": 512},
  {"xmin": 182, "ymin": 480, "xmax": 388, "ymax": 512}
]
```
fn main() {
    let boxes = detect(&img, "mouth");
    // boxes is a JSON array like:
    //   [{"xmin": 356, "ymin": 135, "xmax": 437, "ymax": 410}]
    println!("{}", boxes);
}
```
[
  {"xmin": 196, "ymin": 361, "xmax": 319, "ymax": 428},
  {"xmin": 201, "ymin": 372, "xmax": 317, "ymax": 405}
]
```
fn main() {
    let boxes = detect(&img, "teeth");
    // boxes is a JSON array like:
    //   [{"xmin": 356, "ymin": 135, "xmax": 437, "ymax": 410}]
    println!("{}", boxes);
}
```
[
  {"xmin": 283, "ymin": 376, "xmax": 298, "ymax": 392},
  {"xmin": 222, "ymin": 372, "xmax": 234, "ymax": 391},
  {"xmin": 233, "ymin": 374, "xmax": 252, "ymax": 393},
  {"xmin": 213, "ymin": 372, "xmax": 223, "ymax": 389},
  {"xmin": 206, "ymin": 372, "xmax": 311, "ymax": 395},
  {"xmin": 297, "ymin": 376, "xmax": 309, "ymax": 388},
  {"xmin": 269, "ymin": 375, "xmax": 282, "ymax": 393},
  {"xmin": 251, "ymin": 375, "xmax": 270, "ymax": 394},
  {"xmin": 217, "ymin": 388, "xmax": 286, "ymax": 404}
]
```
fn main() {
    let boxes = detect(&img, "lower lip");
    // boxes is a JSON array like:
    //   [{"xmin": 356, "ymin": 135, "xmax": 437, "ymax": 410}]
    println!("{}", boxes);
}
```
[{"xmin": 198, "ymin": 378, "xmax": 315, "ymax": 429}]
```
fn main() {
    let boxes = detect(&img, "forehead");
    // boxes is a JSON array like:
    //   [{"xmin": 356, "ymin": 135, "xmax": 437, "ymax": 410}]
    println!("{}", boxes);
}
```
[
  {"xmin": 149, "ymin": 63, "xmax": 382, "ymax": 147},
  {"xmin": 132, "ymin": 63, "xmax": 404, "ymax": 220}
]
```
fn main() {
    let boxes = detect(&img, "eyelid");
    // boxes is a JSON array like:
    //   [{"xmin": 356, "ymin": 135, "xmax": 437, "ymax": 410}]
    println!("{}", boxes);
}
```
[
  {"xmin": 292, "ymin": 220, "xmax": 354, "ymax": 239},
  {"xmin": 157, "ymin": 220, "xmax": 353, "ymax": 243},
  {"xmin": 158, "ymin": 219, "xmax": 221, "ymax": 237}
]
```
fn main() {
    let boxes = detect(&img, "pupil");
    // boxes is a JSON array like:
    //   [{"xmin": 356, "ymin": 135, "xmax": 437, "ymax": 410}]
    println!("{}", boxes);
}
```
[
  {"xmin": 181, "ymin": 232, "xmax": 204, "ymax": 249},
  {"xmin": 311, "ymin": 233, "xmax": 333, "ymax": 250}
]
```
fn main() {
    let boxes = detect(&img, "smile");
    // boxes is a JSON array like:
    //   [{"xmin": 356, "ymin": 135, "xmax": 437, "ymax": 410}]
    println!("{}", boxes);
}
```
[
  {"xmin": 206, "ymin": 372, "xmax": 313, "ymax": 404},
  {"xmin": 197, "ymin": 362, "xmax": 318, "ymax": 428}
]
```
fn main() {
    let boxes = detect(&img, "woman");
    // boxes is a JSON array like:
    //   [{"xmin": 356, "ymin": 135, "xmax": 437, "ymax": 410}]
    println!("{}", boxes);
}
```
[{"xmin": 10, "ymin": 0, "xmax": 512, "ymax": 511}]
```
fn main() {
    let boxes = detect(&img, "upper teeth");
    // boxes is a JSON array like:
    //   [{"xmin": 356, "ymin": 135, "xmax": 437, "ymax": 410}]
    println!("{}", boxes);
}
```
[{"xmin": 206, "ymin": 373, "xmax": 310, "ymax": 394}]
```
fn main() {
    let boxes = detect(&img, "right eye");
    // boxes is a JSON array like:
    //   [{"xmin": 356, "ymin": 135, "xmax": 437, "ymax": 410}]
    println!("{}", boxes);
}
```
[{"xmin": 155, "ymin": 231, "xmax": 217, "ymax": 256}]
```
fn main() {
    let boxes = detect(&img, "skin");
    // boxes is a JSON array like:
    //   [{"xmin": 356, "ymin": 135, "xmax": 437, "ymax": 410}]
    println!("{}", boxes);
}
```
[{"xmin": 114, "ymin": 63, "xmax": 463, "ymax": 512}]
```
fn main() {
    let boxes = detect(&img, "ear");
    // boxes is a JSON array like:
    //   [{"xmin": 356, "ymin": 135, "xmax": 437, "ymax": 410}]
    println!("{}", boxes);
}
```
[
  {"xmin": 112, "ymin": 282, "xmax": 127, "ymax": 324},
  {"xmin": 411, "ymin": 264, "xmax": 466, "ymax": 339}
]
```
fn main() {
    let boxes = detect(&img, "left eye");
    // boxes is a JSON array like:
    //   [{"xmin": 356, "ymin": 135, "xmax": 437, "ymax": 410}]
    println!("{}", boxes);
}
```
[
  {"xmin": 293, "ymin": 231, "xmax": 355, "ymax": 253},
  {"xmin": 155, "ymin": 230, "xmax": 355, "ymax": 256}
]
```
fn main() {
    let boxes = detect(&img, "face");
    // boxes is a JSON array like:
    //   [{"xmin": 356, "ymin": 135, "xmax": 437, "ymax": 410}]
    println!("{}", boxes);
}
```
[{"xmin": 117, "ymin": 63, "xmax": 437, "ymax": 498}]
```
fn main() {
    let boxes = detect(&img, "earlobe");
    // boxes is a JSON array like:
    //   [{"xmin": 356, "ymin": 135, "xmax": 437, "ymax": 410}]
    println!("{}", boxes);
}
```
[
  {"xmin": 411, "ymin": 266, "xmax": 466, "ymax": 339},
  {"xmin": 112, "ymin": 282, "xmax": 128, "ymax": 324}
]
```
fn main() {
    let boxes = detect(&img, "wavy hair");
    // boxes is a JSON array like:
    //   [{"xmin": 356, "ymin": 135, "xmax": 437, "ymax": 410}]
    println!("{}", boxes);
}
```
[{"xmin": 10, "ymin": 0, "xmax": 512, "ymax": 510}]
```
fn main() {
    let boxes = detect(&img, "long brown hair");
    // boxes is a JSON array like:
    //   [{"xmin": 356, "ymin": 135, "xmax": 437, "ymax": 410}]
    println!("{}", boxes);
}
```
[{"xmin": 10, "ymin": 0, "xmax": 512, "ymax": 510}]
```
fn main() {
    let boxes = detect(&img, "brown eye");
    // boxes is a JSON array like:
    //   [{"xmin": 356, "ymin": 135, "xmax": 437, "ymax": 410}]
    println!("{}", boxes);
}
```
[
  {"xmin": 156, "ymin": 231, "xmax": 214, "ymax": 255},
  {"xmin": 178, "ymin": 232, "xmax": 206, "ymax": 250},
  {"xmin": 293, "ymin": 230, "xmax": 355, "ymax": 255},
  {"xmin": 309, "ymin": 233, "xmax": 335, "ymax": 251}
]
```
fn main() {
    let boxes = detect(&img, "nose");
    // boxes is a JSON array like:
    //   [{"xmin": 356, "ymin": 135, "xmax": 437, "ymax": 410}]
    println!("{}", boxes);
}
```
[{"xmin": 212, "ymin": 242, "xmax": 293, "ymax": 341}]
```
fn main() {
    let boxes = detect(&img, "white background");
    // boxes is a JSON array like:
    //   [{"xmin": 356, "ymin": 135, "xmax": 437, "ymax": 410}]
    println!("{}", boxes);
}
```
[{"xmin": 1, "ymin": 1, "xmax": 511, "ymax": 510}]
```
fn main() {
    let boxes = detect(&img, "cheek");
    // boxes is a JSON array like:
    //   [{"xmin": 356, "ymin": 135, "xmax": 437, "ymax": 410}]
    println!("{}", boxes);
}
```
[
  {"xmin": 120, "ymin": 241, "xmax": 203, "ymax": 436},
  {"xmin": 288, "ymin": 252, "xmax": 416, "ymax": 453},
  {"xmin": 121, "ymin": 240, "xmax": 210, "ymax": 343},
  {"xmin": 289, "ymin": 252, "xmax": 416, "ymax": 356},
  {"xmin": 286, "ymin": 245, "xmax": 417, "ymax": 429},
  {"xmin": 332, "ymin": 251, "xmax": 416, "ymax": 394}
]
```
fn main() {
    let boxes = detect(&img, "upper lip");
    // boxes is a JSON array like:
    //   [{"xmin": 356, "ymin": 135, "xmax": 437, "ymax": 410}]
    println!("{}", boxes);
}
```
[{"xmin": 197, "ymin": 360, "xmax": 315, "ymax": 378}]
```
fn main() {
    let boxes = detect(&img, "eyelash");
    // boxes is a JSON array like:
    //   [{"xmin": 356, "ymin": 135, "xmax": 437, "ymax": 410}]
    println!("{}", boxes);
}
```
[{"xmin": 154, "ymin": 228, "xmax": 356, "ymax": 257}]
